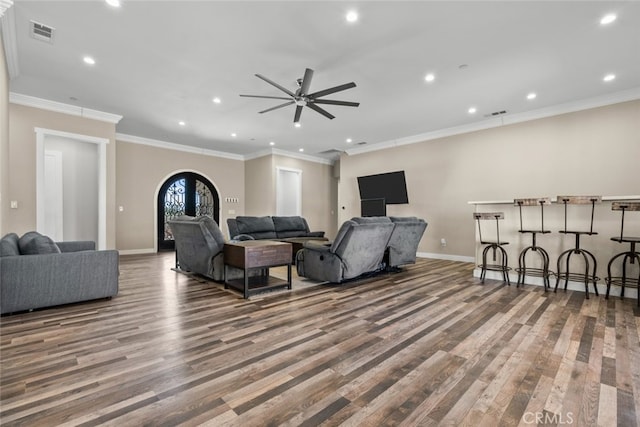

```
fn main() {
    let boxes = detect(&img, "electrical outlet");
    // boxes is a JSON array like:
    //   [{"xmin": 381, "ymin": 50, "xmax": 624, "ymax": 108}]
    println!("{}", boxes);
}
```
[
  {"xmin": 10, "ymin": 200, "xmax": 18, "ymax": 209},
  {"xmin": 440, "ymin": 238, "xmax": 447, "ymax": 247}
]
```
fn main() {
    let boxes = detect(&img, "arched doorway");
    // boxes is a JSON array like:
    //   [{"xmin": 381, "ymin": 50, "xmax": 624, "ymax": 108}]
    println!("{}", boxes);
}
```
[{"xmin": 157, "ymin": 172, "xmax": 219, "ymax": 251}]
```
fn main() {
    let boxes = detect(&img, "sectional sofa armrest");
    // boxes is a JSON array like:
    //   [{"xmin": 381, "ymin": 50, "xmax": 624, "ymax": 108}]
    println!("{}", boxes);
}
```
[
  {"xmin": 0, "ymin": 249, "xmax": 120, "ymax": 314},
  {"xmin": 306, "ymin": 231, "xmax": 325, "ymax": 238},
  {"xmin": 56, "ymin": 240, "xmax": 96, "ymax": 252},
  {"xmin": 231, "ymin": 234, "xmax": 255, "ymax": 241},
  {"xmin": 303, "ymin": 241, "xmax": 332, "ymax": 251}
]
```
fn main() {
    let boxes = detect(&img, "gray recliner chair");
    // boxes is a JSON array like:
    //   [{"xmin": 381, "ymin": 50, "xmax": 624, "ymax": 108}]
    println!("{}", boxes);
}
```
[
  {"xmin": 296, "ymin": 217, "xmax": 395, "ymax": 283},
  {"xmin": 168, "ymin": 216, "xmax": 226, "ymax": 281},
  {"xmin": 387, "ymin": 216, "xmax": 428, "ymax": 268}
]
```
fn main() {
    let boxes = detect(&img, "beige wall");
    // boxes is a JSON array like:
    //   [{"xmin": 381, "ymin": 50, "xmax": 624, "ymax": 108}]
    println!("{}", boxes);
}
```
[
  {"xmin": 339, "ymin": 100, "xmax": 640, "ymax": 262},
  {"xmin": 245, "ymin": 155, "xmax": 275, "ymax": 215},
  {"xmin": 0, "ymin": 34, "xmax": 8, "ymax": 235},
  {"xmin": 115, "ymin": 140, "xmax": 245, "ymax": 252},
  {"xmin": 7, "ymin": 104, "xmax": 118, "ymax": 247}
]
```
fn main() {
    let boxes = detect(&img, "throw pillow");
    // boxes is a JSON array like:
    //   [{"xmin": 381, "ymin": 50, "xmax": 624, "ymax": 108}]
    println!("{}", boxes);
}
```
[
  {"xmin": 18, "ymin": 231, "xmax": 61, "ymax": 255},
  {"xmin": 0, "ymin": 233, "xmax": 20, "ymax": 257}
]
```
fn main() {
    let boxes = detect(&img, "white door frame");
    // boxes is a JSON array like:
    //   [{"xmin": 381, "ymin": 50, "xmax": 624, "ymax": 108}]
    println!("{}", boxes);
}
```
[
  {"xmin": 35, "ymin": 127, "xmax": 108, "ymax": 249},
  {"xmin": 276, "ymin": 166, "xmax": 302, "ymax": 216}
]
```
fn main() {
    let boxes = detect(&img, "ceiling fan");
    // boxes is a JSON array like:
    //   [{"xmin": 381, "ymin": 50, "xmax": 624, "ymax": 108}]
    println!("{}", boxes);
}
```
[{"xmin": 240, "ymin": 68, "xmax": 359, "ymax": 123}]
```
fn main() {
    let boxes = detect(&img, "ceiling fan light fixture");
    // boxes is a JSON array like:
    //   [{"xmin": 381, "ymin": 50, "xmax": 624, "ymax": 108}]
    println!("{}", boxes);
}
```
[{"xmin": 294, "ymin": 122, "xmax": 301, "ymax": 128}]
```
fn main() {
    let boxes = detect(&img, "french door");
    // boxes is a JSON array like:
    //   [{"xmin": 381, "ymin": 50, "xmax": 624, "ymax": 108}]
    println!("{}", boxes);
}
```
[{"xmin": 157, "ymin": 172, "xmax": 219, "ymax": 251}]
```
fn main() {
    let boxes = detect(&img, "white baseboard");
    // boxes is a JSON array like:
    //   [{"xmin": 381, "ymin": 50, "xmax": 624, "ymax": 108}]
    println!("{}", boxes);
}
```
[
  {"xmin": 472, "ymin": 268, "xmax": 638, "ymax": 299},
  {"xmin": 418, "ymin": 252, "xmax": 475, "ymax": 263},
  {"xmin": 118, "ymin": 248, "xmax": 156, "ymax": 255}
]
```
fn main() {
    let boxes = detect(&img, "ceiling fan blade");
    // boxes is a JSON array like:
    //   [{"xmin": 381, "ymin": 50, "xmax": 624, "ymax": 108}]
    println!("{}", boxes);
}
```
[
  {"xmin": 255, "ymin": 74, "xmax": 296, "ymax": 97},
  {"xmin": 299, "ymin": 68, "xmax": 314, "ymax": 95},
  {"xmin": 259, "ymin": 100, "xmax": 295, "ymax": 114},
  {"xmin": 308, "ymin": 82, "xmax": 356, "ymax": 99},
  {"xmin": 312, "ymin": 99, "xmax": 360, "ymax": 107},
  {"xmin": 240, "ymin": 94, "xmax": 292, "ymax": 100},
  {"xmin": 294, "ymin": 105, "xmax": 303, "ymax": 123},
  {"xmin": 306, "ymin": 102, "xmax": 335, "ymax": 120}
]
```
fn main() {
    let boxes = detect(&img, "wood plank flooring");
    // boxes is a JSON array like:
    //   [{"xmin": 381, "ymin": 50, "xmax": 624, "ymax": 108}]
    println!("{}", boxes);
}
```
[{"xmin": 1, "ymin": 253, "xmax": 639, "ymax": 426}]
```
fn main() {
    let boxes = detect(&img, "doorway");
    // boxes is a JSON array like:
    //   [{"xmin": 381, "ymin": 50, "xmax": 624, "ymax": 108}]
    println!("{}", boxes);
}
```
[
  {"xmin": 276, "ymin": 167, "xmax": 302, "ymax": 216},
  {"xmin": 36, "ymin": 128, "xmax": 107, "ymax": 249},
  {"xmin": 157, "ymin": 172, "xmax": 219, "ymax": 251}
]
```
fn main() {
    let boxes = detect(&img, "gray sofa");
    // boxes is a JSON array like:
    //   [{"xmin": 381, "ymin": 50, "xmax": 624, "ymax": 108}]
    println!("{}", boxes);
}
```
[
  {"xmin": 0, "ymin": 231, "xmax": 119, "ymax": 314},
  {"xmin": 387, "ymin": 216, "xmax": 428, "ymax": 268},
  {"xmin": 296, "ymin": 216, "xmax": 395, "ymax": 283},
  {"xmin": 168, "ymin": 215, "xmax": 226, "ymax": 281},
  {"xmin": 227, "ymin": 216, "xmax": 325, "ymax": 241}
]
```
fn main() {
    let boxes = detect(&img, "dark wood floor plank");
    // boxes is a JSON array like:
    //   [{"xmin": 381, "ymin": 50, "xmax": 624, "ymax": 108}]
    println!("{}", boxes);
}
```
[{"xmin": 1, "ymin": 253, "xmax": 639, "ymax": 426}]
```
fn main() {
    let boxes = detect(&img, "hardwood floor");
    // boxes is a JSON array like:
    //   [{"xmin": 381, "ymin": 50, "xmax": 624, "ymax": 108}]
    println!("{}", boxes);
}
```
[{"xmin": 1, "ymin": 253, "xmax": 639, "ymax": 426}]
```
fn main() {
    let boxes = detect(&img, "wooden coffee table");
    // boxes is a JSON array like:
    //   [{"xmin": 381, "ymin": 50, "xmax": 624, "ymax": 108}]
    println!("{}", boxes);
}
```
[{"xmin": 223, "ymin": 241, "xmax": 292, "ymax": 298}]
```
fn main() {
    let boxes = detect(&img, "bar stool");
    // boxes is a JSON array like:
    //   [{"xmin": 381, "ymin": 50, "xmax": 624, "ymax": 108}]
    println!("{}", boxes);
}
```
[
  {"xmin": 554, "ymin": 196, "xmax": 601, "ymax": 299},
  {"xmin": 605, "ymin": 202, "xmax": 640, "ymax": 306},
  {"xmin": 514, "ymin": 198, "xmax": 552, "ymax": 290},
  {"xmin": 474, "ymin": 212, "xmax": 510, "ymax": 285}
]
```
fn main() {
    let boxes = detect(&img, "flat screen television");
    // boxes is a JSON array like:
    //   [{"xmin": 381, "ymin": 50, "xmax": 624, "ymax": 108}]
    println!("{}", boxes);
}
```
[
  {"xmin": 361, "ymin": 198, "xmax": 387, "ymax": 217},
  {"xmin": 357, "ymin": 170, "xmax": 409, "ymax": 204}
]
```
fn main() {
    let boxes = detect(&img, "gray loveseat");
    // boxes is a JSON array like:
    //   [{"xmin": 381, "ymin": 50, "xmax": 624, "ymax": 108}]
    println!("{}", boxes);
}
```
[
  {"xmin": 168, "ymin": 215, "xmax": 226, "ymax": 281},
  {"xmin": 0, "ymin": 231, "xmax": 119, "ymax": 314},
  {"xmin": 227, "ymin": 216, "xmax": 325, "ymax": 241},
  {"xmin": 296, "ymin": 217, "xmax": 395, "ymax": 283},
  {"xmin": 387, "ymin": 216, "xmax": 428, "ymax": 268}
]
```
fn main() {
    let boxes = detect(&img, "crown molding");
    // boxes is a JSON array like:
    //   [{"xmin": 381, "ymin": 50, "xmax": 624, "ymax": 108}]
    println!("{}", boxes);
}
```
[
  {"xmin": 345, "ymin": 87, "xmax": 640, "ymax": 156},
  {"xmin": 10, "ymin": 92, "xmax": 123, "ymax": 123},
  {"xmin": 244, "ymin": 147, "xmax": 334, "ymax": 165},
  {"xmin": 1, "ymin": 6, "xmax": 19, "ymax": 78},
  {"xmin": 116, "ymin": 133, "xmax": 245, "ymax": 161}
]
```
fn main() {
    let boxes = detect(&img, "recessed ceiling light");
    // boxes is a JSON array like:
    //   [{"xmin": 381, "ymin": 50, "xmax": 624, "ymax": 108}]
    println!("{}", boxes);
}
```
[
  {"xmin": 346, "ymin": 10, "xmax": 358, "ymax": 23},
  {"xmin": 83, "ymin": 56, "xmax": 96, "ymax": 65},
  {"xmin": 231, "ymin": 132, "xmax": 237, "ymax": 137},
  {"xmin": 212, "ymin": 97, "xmax": 221, "ymax": 104},
  {"xmin": 299, "ymin": 148, "xmax": 304, "ymax": 152},
  {"xmin": 269, "ymin": 141, "xmax": 275, "ymax": 146},
  {"xmin": 294, "ymin": 122, "xmax": 301, "ymax": 128},
  {"xmin": 468, "ymin": 107, "xmax": 477, "ymax": 114},
  {"xmin": 603, "ymin": 73, "xmax": 616, "ymax": 82},
  {"xmin": 600, "ymin": 13, "xmax": 617, "ymax": 25},
  {"xmin": 178, "ymin": 121, "xmax": 186, "ymax": 126},
  {"xmin": 346, "ymin": 138, "xmax": 352, "ymax": 143},
  {"xmin": 526, "ymin": 92, "xmax": 537, "ymax": 100},
  {"xmin": 424, "ymin": 73, "xmax": 435, "ymax": 82},
  {"xmin": 105, "ymin": 0, "xmax": 120, "ymax": 7}
]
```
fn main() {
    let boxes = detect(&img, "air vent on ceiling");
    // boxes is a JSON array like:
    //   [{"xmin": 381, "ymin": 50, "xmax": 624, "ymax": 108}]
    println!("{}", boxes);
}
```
[
  {"xmin": 484, "ymin": 110, "xmax": 507, "ymax": 118},
  {"xmin": 356, "ymin": 141, "xmax": 367, "ymax": 145},
  {"xmin": 30, "ymin": 20, "xmax": 55, "ymax": 43}
]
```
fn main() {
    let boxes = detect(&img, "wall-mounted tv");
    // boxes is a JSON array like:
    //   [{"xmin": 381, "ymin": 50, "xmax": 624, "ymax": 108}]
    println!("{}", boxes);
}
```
[
  {"xmin": 361, "ymin": 198, "xmax": 387, "ymax": 217},
  {"xmin": 357, "ymin": 170, "xmax": 409, "ymax": 204}
]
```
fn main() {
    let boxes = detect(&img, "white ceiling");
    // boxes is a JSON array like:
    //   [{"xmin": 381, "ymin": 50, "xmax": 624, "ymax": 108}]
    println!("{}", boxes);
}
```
[{"xmin": 4, "ymin": 1, "xmax": 640, "ymax": 161}]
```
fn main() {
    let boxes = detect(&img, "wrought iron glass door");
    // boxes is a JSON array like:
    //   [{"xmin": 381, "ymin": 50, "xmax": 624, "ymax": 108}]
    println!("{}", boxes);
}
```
[{"xmin": 157, "ymin": 172, "xmax": 219, "ymax": 251}]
